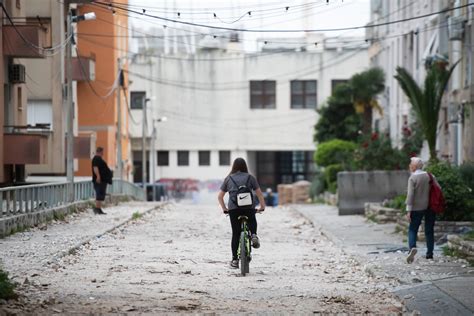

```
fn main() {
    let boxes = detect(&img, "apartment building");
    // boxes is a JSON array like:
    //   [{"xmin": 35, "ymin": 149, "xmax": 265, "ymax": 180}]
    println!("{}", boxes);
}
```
[
  {"xmin": 368, "ymin": 0, "xmax": 474, "ymax": 163},
  {"xmin": 128, "ymin": 35, "xmax": 368, "ymax": 189},
  {"xmin": 75, "ymin": 1, "xmax": 132, "ymax": 181},
  {"xmin": 1, "ymin": 0, "xmax": 51, "ymax": 184}
]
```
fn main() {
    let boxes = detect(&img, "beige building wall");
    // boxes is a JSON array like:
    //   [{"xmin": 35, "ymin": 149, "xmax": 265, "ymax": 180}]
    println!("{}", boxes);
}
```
[{"xmin": 24, "ymin": 0, "xmax": 66, "ymax": 175}]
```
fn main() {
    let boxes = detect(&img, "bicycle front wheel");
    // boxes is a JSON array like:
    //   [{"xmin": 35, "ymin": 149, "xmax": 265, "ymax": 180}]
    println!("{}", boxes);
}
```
[{"xmin": 240, "ymin": 232, "xmax": 248, "ymax": 276}]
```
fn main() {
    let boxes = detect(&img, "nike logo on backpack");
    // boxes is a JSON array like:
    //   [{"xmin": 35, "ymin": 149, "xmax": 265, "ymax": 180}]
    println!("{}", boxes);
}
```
[{"xmin": 239, "ymin": 196, "xmax": 247, "ymax": 200}]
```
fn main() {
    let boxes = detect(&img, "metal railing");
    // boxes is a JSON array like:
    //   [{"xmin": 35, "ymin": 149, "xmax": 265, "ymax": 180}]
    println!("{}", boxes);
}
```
[{"xmin": 0, "ymin": 179, "xmax": 144, "ymax": 218}]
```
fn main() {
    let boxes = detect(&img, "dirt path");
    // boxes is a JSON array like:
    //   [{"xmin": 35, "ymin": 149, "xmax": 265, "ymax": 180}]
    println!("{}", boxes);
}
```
[{"xmin": 1, "ymin": 203, "xmax": 402, "ymax": 314}]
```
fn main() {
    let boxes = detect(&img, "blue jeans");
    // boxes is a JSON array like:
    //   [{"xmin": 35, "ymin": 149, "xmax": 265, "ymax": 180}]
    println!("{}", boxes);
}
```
[{"xmin": 408, "ymin": 210, "xmax": 436, "ymax": 256}]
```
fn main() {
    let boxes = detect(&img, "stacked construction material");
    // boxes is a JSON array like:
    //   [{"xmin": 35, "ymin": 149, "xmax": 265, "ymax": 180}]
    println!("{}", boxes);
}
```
[
  {"xmin": 291, "ymin": 180, "xmax": 311, "ymax": 204},
  {"xmin": 277, "ymin": 184, "xmax": 293, "ymax": 205}
]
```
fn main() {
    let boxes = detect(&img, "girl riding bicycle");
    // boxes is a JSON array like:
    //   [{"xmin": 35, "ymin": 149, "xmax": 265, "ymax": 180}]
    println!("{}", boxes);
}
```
[{"xmin": 218, "ymin": 158, "xmax": 266, "ymax": 269}]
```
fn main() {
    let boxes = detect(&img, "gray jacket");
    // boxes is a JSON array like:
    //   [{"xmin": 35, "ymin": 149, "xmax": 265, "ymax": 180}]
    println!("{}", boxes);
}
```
[{"xmin": 406, "ymin": 170, "xmax": 432, "ymax": 211}]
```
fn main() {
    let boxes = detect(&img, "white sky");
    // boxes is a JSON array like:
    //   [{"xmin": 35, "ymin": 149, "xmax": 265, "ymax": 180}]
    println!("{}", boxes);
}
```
[{"xmin": 128, "ymin": 0, "xmax": 371, "ymax": 51}]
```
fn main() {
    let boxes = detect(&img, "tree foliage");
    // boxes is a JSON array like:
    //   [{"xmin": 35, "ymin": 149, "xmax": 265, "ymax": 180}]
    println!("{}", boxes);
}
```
[
  {"xmin": 350, "ymin": 67, "xmax": 385, "ymax": 134},
  {"xmin": 314, "ymin": 83, "xmax": 362, "ymax": 143},
  {"xmin": 394, "ymin": 60, "xmax": 459, "ymax": 161}
]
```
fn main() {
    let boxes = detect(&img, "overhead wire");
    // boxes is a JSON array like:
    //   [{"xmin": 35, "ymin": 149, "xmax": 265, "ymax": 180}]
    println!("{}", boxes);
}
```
[
  {"xmin": 75, "ymin": 7, "xmax": 469, "ymax": 64},
  {"xmin": 92, "ymin": 1, "xmax": 474, "ymax": 33},
  {"xmin": 1, "ymin": 3, "xmax": 71, "ymax": 56}
]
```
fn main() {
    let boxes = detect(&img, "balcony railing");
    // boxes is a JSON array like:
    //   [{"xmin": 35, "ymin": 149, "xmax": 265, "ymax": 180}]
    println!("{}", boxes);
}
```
[{"xmin": 0, "ymin": 180, "xmax": 145, "ymax": 218}]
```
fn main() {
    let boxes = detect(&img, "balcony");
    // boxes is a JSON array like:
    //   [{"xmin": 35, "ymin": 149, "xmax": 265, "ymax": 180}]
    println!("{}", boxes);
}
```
[
  {"xmin": 72, "ymin": 56, "xmax": 95, "ymax": 82},
  {"xmin": 2, "ymin": 25, "xmax": 46, "ymax": 58},
  {"xmin": 74, "ymin": 132, "xmax": 96, "ymax": 159},
  {"xmin": 3, "ymin": 133, "xmax": 48, "ymax": 164}
]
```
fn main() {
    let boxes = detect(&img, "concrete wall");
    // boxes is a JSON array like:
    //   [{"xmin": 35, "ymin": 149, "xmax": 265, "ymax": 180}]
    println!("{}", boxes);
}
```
[{"xmin": 337, "ymin": 170, "xmax": 410, "ymax": 215}]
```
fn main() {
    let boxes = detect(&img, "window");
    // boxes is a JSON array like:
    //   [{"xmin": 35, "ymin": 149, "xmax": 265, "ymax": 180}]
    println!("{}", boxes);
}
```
[
  {"xmin": 130, "ymin": 91, "xmax": 146, "ymax": 109},
  {"xmin": 199, "ymin": 151, "xmax": 210, "ymax": 166},
  {"xmin": 177, "ymin": 151, "xmax": 189, "ymax": 166},
  {"xmin": 250, "ymin": 80, "xmax": 276, "ymax": 109},
  {"xmin": 219, "ymin": 151, "xmax": 231, "ymax": 166},
  {"xmin": 27, "ymin": 100, "xmax": 53, "ymax": 130},
  {"xmin": 331, "ymin": 79, "xmax": 348, "ymax": 94},
  {"xmin": 291, "ymin": 80, "xmax": 317, "ymax": 109},
  {"xmin": 157, "ymin": 151, "xmax": 169, "ymax": 166}
]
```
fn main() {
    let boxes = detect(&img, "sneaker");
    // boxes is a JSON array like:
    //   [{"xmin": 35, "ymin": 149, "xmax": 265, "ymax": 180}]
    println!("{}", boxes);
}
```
[
  {"xmin": 230, "ymin": 259, "xmax": 239, "ymax": 269},
  {"xmin": 426, "ymin": 254, "xmax": 433, "ymax": 260},
  {"xmin": 251, "ymin": 234, "xmax": 260, "ymax": 249},
  {"xmin": 93, "ymin": 208, "xmax": 106, "ymax": 215},
  {"xmin": 406, "ymin": 248, "xmax": 417, "ymax": 264}
]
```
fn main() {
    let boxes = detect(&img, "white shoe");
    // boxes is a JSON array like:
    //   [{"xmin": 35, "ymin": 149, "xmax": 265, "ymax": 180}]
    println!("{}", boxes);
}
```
[{"xmin": 406, "ymin": 248, "xmax": 417, "ymax": 264}]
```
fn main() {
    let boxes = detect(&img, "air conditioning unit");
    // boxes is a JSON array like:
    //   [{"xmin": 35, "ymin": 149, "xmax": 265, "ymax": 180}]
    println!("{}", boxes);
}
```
[
  {"xmin": 9, "ymin": 64, "xmax": 26, "ymax": 83},
  {"xmin": 448, "ymin": 16, "xmax": 466, "ymax": 41}
]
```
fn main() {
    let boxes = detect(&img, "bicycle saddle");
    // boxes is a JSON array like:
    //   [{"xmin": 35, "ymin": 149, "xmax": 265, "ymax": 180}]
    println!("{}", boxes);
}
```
[{"xmin": 238, "ymin": 216, "xmax": 249, "ymax": 221}]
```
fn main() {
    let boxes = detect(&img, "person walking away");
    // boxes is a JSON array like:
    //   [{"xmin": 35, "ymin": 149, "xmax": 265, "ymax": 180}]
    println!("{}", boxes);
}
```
[
  {"xmin": 218, "ymin": 158, "xmax": 266, "ymax": 269},
  {"xmin": 92, "ymin": 147, "xmax": 112, "ymax": 215},
  {"xmin": 405, "ymin": 157, "xmax": 437, "ymax": 263}
]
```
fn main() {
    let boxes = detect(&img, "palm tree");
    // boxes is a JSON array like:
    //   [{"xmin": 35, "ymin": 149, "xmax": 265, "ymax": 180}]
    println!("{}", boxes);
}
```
[
  {"xmin": 349, "ymin": 67, "xmax": 385, "ymax": 134},
  {"xmin": 394, "ymin": 60, "xmax": 459, "ymax": 161}
]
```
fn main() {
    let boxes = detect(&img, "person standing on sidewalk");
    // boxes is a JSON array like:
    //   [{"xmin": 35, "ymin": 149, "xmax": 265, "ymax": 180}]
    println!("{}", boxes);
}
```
[
  {"xmin": 405, "ymin": 157, "xmax": 436, "ymax": 263},
  {"xmin": 92, "ymin": 147, "xmax": 112, "ymax": 215}
]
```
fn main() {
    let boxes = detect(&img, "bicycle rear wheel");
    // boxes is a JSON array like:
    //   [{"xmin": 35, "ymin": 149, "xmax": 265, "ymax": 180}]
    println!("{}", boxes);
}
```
[{"xmin": 240, "ymin": 232, "xmax": 248, "ymax": 276}]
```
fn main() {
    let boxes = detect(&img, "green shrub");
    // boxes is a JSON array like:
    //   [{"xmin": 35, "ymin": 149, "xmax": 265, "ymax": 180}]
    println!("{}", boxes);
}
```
[
  {"xmin": 354, "ymin": 132, "xmax": 407, "ymax": 171},
  {"xmin": 314, "ymin": 139, "xmax": 357, "ymax": 168},
  {"xmin": 387, "ymin": 194, "xmax": 407, "ymax": 213},
  {"xmin": 425, "ymin": 162, "xmax": 473, "ymax": 221},
  {"xmin": 459, "ymin": 161, "xmax": 474, "ymax": 197},
  {"xmin": 0, "ymin": 269, "xmax": 16, "ymax": 300},
  {"xmin": 324, "ymin": 164, "xmax": 343, "ymax": 193},
  {"xmin": 309, "ymin": 170, "xmax": 326, "ymax": 198},
  {"xmin": 401, "ymin": 121, "xmax": 424, "ymax": 158}
]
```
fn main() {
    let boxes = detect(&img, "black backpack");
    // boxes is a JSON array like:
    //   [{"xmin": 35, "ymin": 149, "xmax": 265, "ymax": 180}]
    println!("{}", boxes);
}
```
[{"xmin": 229, "ymin": 175, "xmax": 253, "ymax": 208}]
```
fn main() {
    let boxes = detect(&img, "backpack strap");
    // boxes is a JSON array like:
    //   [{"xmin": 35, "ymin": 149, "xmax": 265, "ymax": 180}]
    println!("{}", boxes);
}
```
[
  {"xmin": 246, "ymin": 174, "xmax": 251, "ymax": 188},
  {"xmin": 228, "ymin": 175, "xmax": 239, "ymax": 188},
  {"xmin": 427, "ymin": 172, "xmax": 433, "ymax": 184}
]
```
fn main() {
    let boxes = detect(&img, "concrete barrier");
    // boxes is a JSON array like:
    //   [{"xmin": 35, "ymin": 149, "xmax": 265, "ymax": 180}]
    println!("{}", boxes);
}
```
[
  {"xmin": 0, "ymin": 195, "xmax": 132, "ymax": 238},
  {"xmin": 337, "ymin": 170, "xmax": 410, "ymax": 215}
]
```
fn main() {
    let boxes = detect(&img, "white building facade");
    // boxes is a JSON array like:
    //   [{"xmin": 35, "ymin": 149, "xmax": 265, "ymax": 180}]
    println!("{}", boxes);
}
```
[
  {"xmin": 368, "ymin": 0, "xmax": 474, "ymax": 163},
  {"xmin": 128, "ymin": 36, "xmax": 368, "ymax": 189}
]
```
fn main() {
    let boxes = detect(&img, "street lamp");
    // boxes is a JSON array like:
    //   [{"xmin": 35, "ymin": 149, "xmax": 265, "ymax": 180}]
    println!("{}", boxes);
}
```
[
  {"xmin": 142, "ymin": 97, "xmax": 152, "ymax": 190},
  {"xmin": 66, "ymin": 9, "xmax": 96, "ymax": 202},
  {"xmin": 151, "ymin": 117, "xmax": 168, "ymax": 184}
]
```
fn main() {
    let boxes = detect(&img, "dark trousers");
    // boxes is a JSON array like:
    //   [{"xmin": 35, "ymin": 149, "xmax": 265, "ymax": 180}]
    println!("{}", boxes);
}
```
[
  {"xmin": 229, "ymin": 209, "xmax": 257, "ymax": 260},
  {"xmin": 93, "ymin": 182, "xmax": 107, "ymax": 201},
  {"xmin": 408, "ymin": 210, "xmax": 436, "ymax": 256}
]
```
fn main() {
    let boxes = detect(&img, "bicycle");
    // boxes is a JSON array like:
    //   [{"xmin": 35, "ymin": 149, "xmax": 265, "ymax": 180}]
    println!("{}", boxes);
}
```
[{"xmin": 237, "ymin": 209, "xmax": 263, "ymax": 276}]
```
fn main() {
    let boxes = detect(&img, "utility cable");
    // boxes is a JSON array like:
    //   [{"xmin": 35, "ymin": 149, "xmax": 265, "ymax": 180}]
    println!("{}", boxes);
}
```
[{"xmin": 92, "ymin": 1, "xmax": 474, "ymax": 33}]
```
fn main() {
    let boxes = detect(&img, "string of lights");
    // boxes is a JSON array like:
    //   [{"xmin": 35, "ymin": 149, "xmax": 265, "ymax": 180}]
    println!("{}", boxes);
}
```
[
  {"xmin": 107, "ymin": 0, "xmax": 317, "ymax": 15},
  {"xmin": 75, "ymin": 9, "xmax": 469, "ymax": 64},
  {"xmin": 92, "ymin": 1, "xmax": 474, "ymax": 33},
  {"xmin": 90, "ymin": 3, "xmax": 342, "ymax": 46}
]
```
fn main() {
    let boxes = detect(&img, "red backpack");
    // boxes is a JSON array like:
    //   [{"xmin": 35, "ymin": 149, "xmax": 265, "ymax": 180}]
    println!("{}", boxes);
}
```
[{"xmin": 427, "ymin": 173, "xmax": 446, "ymax": 214}]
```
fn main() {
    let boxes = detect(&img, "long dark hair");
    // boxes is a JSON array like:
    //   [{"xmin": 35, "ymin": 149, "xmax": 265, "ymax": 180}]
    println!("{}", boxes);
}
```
[{"xmin": 230, "ymin": 157, "xmax": 248, "ymax": 175}]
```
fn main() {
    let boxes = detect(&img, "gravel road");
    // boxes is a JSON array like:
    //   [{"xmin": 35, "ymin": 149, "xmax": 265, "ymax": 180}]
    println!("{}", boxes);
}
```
[{"xmin": 1, "ymin": 203, "xmax": 402, "ymax": 314}]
